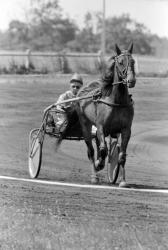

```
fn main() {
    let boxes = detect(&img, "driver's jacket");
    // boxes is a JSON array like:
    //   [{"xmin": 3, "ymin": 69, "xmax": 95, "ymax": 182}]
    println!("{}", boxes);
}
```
[
  {"xmin": 56, "ymin": 90, "xmax": 76, "ymax": 112},
  {"xmin": 53, "ymin": 90, "xmax": 77, "ymax": 131}
]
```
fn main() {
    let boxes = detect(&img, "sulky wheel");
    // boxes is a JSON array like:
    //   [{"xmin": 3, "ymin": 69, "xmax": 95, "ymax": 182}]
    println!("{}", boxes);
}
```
[
  {"xmin": 28, "ymin": 128, "xmax": 43, "ymax": 178},
  {"xmin": 107, "ymin": 139, "xmax": 120, "ymax": 184}
]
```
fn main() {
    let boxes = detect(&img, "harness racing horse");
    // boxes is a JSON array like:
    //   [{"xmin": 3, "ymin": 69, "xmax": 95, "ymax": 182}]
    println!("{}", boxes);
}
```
[{"xmin": 77, "ymin": 43, "xmax": 136, "ymax": 187}]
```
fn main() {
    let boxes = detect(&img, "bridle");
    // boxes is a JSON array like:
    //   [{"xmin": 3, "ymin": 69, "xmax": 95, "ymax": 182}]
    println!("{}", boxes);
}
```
[{"xmin": 112, "ymin": 52, "xmax": 134, "ymax": 86}]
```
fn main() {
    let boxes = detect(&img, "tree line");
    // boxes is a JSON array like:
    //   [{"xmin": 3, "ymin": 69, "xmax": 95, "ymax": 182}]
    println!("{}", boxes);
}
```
[{"xmin": 0, "ymin": 0, "xmax": 167, "ymax": 56}]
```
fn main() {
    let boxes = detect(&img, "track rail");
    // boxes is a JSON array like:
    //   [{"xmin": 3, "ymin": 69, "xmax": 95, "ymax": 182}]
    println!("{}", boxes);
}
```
[{"xmin": 0, "ymin": 175, "xmax": 168, "ymax": 194}]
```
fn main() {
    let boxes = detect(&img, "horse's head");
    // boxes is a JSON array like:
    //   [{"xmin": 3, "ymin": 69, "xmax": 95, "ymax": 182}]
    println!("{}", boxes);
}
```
[{"xmin": 114, "ymin": 43, "xmax": 136, "ymax": 88}]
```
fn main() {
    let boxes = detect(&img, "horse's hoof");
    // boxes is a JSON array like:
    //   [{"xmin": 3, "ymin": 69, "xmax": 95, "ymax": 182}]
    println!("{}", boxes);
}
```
[
  {"xmin": 119, "ymin": 181, "xmax": 129, "ymax": 188},
  {"xmin": 95, "ymin": 160, "xmax": 99, "ymax": 168},
  {"xmin": 95, "ymin": 160, "xmax": 104, "ymax": 172},
  {"xmin": 91, "ymin": 175, "xmax": 99, "ymax": 184}
]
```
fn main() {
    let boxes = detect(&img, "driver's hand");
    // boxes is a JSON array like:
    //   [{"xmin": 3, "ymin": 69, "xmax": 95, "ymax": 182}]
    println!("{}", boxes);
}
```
[{"xmin": 62, "ymin": 105, "xmax": 72, "ymax": 112}]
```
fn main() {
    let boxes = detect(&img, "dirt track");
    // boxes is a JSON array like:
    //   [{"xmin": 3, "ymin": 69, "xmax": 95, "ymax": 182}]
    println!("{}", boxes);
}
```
[{"xmin": 0, "ymin": 76, "xmax": 168, "ymax": 249}]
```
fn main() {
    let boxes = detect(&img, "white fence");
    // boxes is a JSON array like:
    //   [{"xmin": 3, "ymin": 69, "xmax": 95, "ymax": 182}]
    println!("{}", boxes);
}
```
[
  {"xmin": 0, "ymin": 50, "xmax": 167, "ymax": 75},
  {"xmin": 0, "ymin": 50, "xmax": 102, "ymax": 74}
]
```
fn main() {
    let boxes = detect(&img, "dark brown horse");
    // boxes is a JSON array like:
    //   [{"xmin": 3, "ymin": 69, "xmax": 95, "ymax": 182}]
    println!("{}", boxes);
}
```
[{"xmin": 76, "ymin": 43, "xmax": 136, "ymax": 187}]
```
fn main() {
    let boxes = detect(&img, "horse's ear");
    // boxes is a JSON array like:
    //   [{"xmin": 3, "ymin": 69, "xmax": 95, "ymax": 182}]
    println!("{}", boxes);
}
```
[
  {"xmin": 128, "ymin": 42, "xmax": 133, "ymax": 54},
  {"xmin": 115, "ymin": 44, "xmax": 121, "ymax": 55}
]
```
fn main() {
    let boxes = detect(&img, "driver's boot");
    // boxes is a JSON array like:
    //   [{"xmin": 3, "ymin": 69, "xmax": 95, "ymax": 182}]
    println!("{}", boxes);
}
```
[
  {"xmin": 55, "ymin": 120, "xmax": 68, "ymax": 151},
  {"xmin": 55, "ymin": 134, "xmax": 63, "ymax": 151}
]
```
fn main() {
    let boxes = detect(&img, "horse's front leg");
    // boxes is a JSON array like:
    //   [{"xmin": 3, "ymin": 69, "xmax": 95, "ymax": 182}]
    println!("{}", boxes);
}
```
[
  {"xmin": 95, "ymin": 125, "xmax": 107, "ymax": 171},
  {"xmin": 119, "ymin": 128, "xmax": 131, "ymax": 187}
]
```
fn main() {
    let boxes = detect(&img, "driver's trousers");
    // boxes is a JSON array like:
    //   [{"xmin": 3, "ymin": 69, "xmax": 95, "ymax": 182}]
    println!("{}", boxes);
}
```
[{"xmin": 47, "ymin": 109, "xmax": 68, "ymax": 134}]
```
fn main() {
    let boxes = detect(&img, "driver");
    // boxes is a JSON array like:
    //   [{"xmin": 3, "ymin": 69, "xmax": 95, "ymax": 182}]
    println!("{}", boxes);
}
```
[{"xmin": 46, "ymin": 73, "xmax": 84, "ymax": 148}]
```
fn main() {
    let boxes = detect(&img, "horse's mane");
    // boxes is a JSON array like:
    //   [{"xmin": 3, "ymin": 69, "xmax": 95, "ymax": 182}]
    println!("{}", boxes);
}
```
[
  {"xmin": 100, "ymin": 59, "xmax": 115, "ymax": 96},
  {"xmin": 77, "ymin": 81, "xmax": 101, "ymax": 97},
  {"xmin": 78, "ymin": 60, "xmax": 115, "ymax": 98},
  {"xmin": 101, "ymin": 59, "xmax": 115, "ymax": 85},
  {"xmin": 100, "ymin": 66, "xmax": 114, "ymax": 96}
]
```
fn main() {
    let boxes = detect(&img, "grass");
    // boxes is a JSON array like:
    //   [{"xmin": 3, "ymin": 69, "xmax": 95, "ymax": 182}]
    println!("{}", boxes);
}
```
[{"xmin": 1, "ymin": 205, "xmax": 168, "ymax": 250}]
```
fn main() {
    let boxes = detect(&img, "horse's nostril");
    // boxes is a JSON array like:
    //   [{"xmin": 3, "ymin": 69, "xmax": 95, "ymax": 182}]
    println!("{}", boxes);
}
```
[{"xmin": 128, "ymin": 79, "xmax": 136, "ymax": 84}]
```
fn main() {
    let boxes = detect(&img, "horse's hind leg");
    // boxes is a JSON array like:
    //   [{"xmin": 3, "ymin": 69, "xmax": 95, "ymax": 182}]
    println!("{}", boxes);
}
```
[
  {"xmin": 85, "ymin": 139, "xmax": 99, "ymax": 184},
  {"xmin": 80, "ymin": 120, "xmax": 99, "ymax": 184},
  {"xmin": 119, "ymin": 128, "xmax": 131, "ymax": 187}
]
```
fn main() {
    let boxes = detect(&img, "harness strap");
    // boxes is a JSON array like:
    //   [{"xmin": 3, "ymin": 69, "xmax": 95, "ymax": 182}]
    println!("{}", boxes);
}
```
[{"xmin": 95, "ymin": 98, "xmax": 134, "ymax": 108}]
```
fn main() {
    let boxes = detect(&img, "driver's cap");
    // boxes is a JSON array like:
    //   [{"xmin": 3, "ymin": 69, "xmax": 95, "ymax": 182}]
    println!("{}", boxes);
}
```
[{"xmin": 70, "ymin": 73, "xmax": 83, "ymax": 85}]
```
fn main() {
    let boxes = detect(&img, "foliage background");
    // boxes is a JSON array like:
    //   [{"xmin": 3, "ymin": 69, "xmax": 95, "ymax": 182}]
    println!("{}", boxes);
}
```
[{"xmin": 0, "ymin": 0, "xmax": 167, "ymax": 57}]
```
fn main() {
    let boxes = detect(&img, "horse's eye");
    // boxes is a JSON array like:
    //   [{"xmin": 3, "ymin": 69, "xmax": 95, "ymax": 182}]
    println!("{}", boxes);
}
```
[
  {"xmin": 119, "ymin": 60, "xmax": 124, "ymax": 66},
  {"xmin": 130, "ymin": 59, "xmax": 135, "ymax": 66}
]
